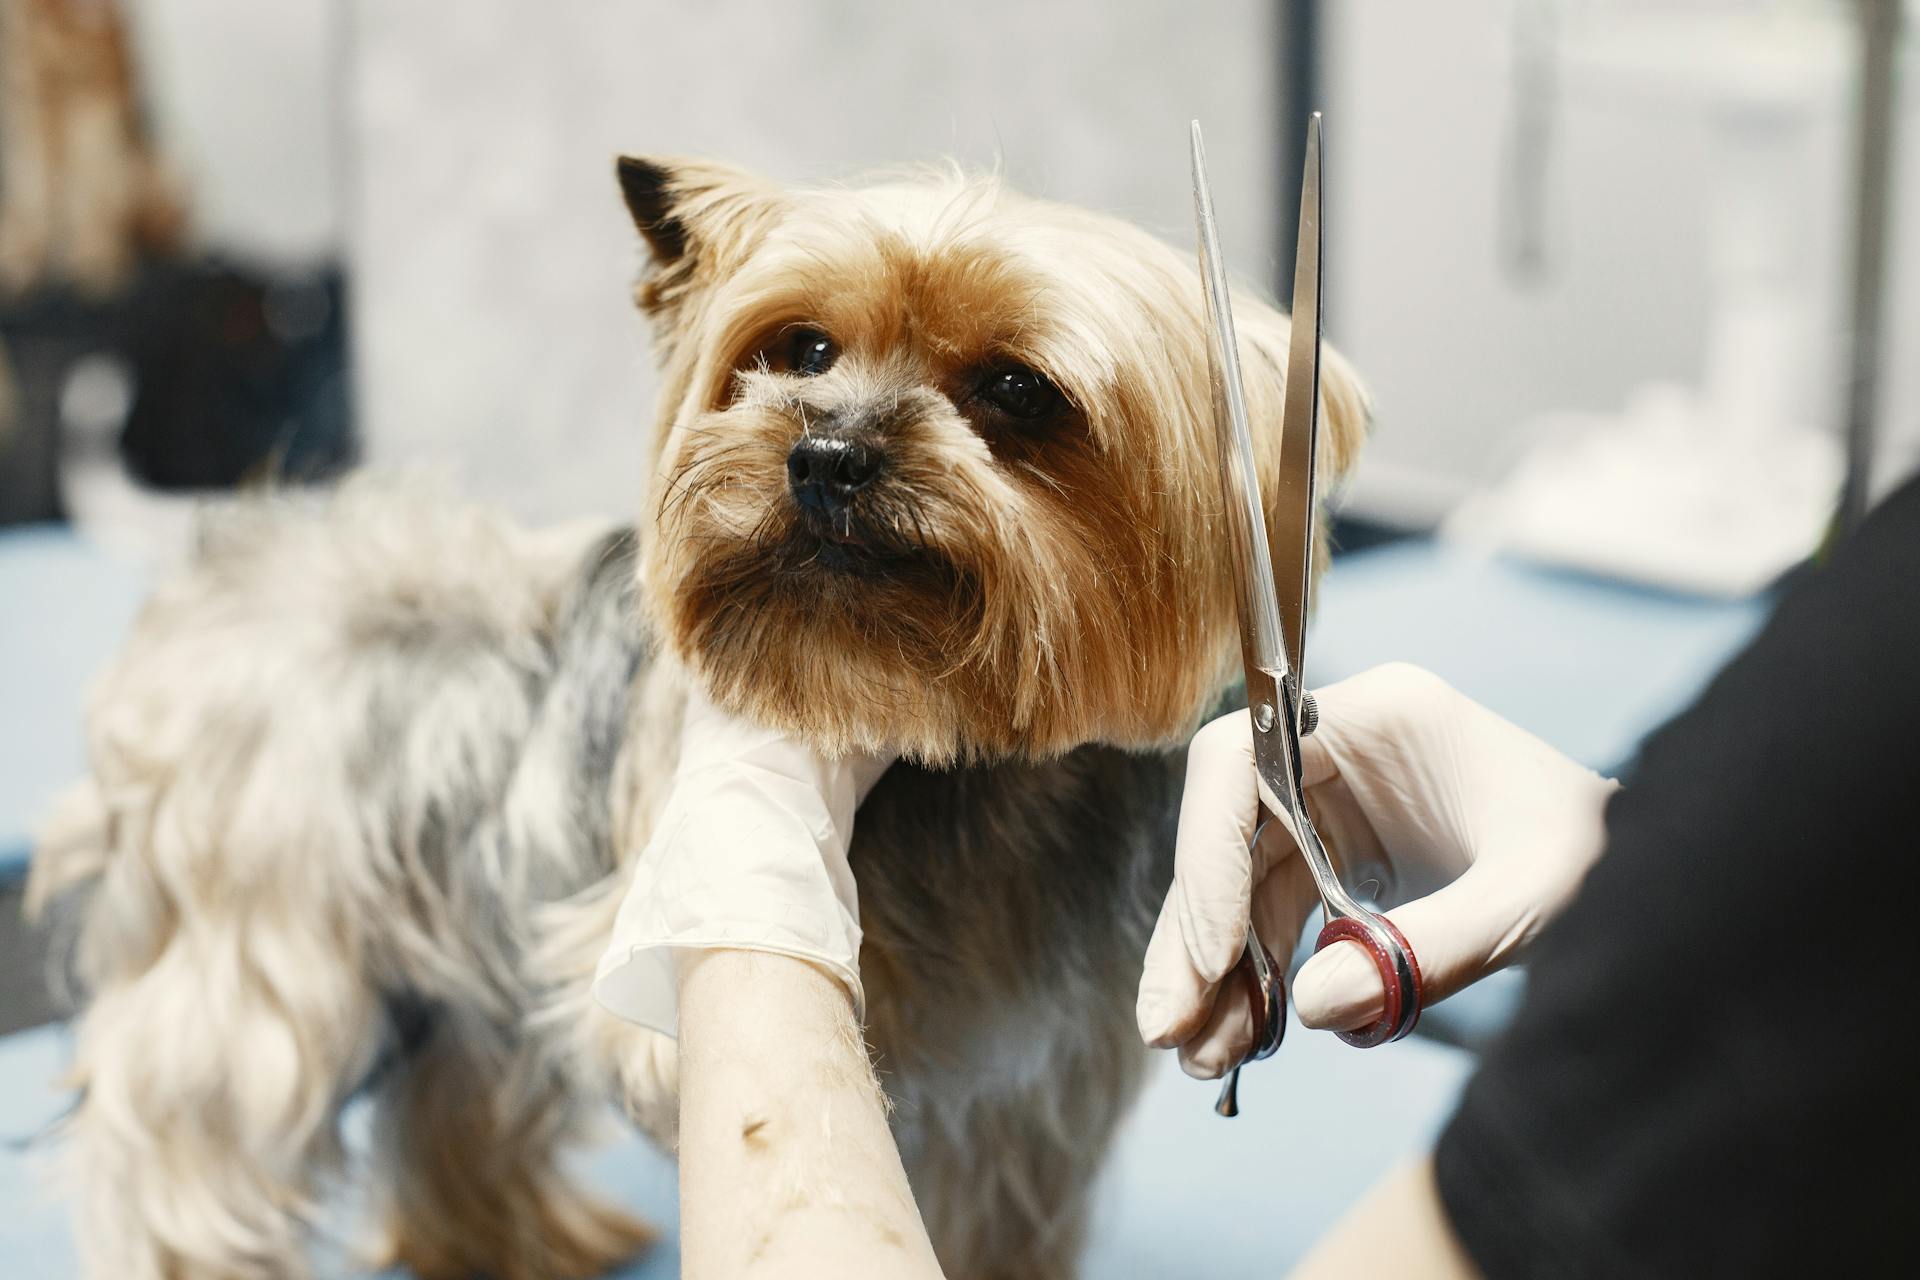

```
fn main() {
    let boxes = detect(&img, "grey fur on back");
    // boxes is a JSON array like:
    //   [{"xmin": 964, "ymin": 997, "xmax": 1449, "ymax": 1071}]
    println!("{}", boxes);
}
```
[{"xmin": 31, "ymin": 486, "xmax": 1182, "ymax": 1279}]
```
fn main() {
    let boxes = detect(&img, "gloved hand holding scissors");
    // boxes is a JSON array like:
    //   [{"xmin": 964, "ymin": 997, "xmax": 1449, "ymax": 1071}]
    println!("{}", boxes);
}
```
[
  {"xmin": 1137, "ymin": 662, "xmax": 1620, "ymax": 1077},
  {"xmin": 1149, "ymin": 123, "xmax": 1621, "ymax": 1090}
]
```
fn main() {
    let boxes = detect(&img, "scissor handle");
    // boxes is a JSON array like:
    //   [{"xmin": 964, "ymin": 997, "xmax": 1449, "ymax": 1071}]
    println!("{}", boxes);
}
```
[
  {"xmin": 1213, "ymin": 931, "xmax": 1284, "ymax": 1118},
  {"xmin": 1215, "ymin": 911, "xmax": 1420, "ymax": 1117},
  {"xmin": 1313, "ymin": 913, "xmax": 1424, "ymax": 1048},
  {"xmin": 1214, "ymin": 812, "xmax": 1293, "ymax": 1118}
]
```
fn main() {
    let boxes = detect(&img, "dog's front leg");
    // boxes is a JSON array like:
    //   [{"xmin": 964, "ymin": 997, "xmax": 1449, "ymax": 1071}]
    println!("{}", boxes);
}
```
[{"xmin": 896, "ymin": 1038, "xmax": 1151, "ymax": 1280}]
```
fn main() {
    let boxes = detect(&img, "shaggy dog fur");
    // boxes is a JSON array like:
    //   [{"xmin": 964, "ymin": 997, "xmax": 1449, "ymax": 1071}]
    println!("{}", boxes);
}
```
[{"xmin": 27, "ymin": 155, "xmax": 1367, "ymax": 1279}]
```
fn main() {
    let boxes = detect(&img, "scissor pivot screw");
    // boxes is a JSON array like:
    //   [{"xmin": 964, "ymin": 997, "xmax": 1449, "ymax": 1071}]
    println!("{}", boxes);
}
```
[{"xmin": 1253, "ymin": 702, "xmax": 1276, "ymax": 732}]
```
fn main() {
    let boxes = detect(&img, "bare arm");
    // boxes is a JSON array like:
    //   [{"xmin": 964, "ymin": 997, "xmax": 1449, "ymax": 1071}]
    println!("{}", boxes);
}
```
[
  {"xmin": 675, "ymin": 949, "xmax": 945, "ymax": 1279},
  {"xmin": 1288, "ymin": 1157, "xmax": 1480, "ymax": 1280}
]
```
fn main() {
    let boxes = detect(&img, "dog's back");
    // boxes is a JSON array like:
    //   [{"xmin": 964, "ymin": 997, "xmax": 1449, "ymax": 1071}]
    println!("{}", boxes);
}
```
[
  {"xmin": 30, "ymin": 481, "xmax": 1198, "ymax": 1280},
  {"xmin": 28, "ymin": 484, "xmax": 658, "ymax": 1280}
]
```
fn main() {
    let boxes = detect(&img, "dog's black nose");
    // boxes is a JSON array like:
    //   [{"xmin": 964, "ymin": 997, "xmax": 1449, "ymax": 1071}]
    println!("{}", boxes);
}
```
[{"xmin": 786, "ymin": 436, "xmax": 881, "ymax": 515}]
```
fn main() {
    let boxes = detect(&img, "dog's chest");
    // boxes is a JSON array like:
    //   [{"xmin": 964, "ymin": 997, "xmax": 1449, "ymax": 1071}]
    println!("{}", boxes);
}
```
[{"xmin": 849, "ymin": 748, "xmax": 1179, "ymax": 1098}]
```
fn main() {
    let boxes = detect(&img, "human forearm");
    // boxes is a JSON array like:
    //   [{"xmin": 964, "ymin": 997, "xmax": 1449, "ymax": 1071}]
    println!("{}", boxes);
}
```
[
  {"xmin": 1288, "ymin": 1157, "xmax": 1479, "ymax": 1280},
  {"xmin": 676, "ymin": 949, "xmax": 944, "ymax": 1279}
]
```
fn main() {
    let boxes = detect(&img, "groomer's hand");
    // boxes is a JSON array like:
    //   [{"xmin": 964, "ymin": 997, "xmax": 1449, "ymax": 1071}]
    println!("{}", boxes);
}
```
[
  {"xmin": 592, "ymin": 687, "xmax": 893, "ymax": 1037},
  {"xmin": 596, "ymin": 699, "xmax": 939, "ymax": 1278},
  {"xmin": 1137, "ymin": 662, "xmax": 1619, "ymax": 1076}
]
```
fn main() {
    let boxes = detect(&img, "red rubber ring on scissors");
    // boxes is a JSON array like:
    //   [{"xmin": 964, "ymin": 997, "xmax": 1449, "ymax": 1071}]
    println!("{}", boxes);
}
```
[{"xmin": 1313, "ymin": 915, "xmax": 1424, "ymax": 1048}]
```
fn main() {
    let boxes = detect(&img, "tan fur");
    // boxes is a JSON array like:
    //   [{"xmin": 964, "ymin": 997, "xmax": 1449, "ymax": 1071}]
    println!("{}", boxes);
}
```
[
  {"xmin": 0, "ymin": 0, "xmax": 184, "ymax": 295},
  {"xmin": 634, "ymin": 157, "xmax": 1367, "ymax": 764},
  {"xmin": 368, "ymin": 1017, "xmax": 655, "ymax": 1280},
  {"xmin": 28, "ymin": 156, "xmax": 1367, "ymax": 1280}
]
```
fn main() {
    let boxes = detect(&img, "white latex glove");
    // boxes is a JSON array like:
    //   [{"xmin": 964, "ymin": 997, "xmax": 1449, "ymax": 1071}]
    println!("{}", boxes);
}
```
[
  {"xmin": 1136, "ymin": 662, "xmax": 1620, "ymax": 1077},
  {"xmin": 592, "ymin": 687, "xmax": 892, "ymax": 1037}
]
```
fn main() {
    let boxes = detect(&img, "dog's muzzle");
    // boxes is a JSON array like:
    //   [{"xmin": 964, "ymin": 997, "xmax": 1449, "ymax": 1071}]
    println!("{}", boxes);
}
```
[{"xmin": 787, "ymin": 434, "xmax": 882, "ymax": 529}]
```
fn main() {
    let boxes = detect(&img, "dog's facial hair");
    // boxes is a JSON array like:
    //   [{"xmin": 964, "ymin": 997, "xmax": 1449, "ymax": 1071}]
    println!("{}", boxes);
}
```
[{"xmin": 620, "ymin": 156, "xmax": 1370, "ymax": 765}]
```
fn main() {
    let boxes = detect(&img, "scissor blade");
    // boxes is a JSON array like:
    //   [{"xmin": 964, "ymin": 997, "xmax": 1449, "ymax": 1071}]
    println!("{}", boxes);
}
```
[
  {"xmin": 1276, "ymin": 113, "xmax": 1324, "ymax": 699},
  {"xmin": 1191, "ymin": 120, "xmax": 1287, "ymax": 679}
]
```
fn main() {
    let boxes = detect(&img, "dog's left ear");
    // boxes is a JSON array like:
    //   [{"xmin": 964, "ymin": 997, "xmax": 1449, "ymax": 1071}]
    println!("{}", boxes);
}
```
[
  {"xmin": 1313, "ymin": 340, "xmax": 1372, "ymax": 481},
  {"xmin": 616, "ymin": 156, "xmax": 694, "ymax": 264},
  {"xmin": 615, "ymin": 155, "xmax": 784, "ymax": 319}
]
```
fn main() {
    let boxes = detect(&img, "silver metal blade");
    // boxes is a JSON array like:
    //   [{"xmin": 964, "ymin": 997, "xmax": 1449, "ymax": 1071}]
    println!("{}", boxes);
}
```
[
  {"xmin": 1276, "ymin": 112, "xmax": 1323, "ymax": 704},
  {"xmin": 1191, "ymin": 119, "xmax": 1287, "ymax": 680}
]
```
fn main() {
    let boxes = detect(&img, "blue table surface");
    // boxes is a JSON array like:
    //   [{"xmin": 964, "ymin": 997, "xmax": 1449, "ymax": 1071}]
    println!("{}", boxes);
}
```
[
  {"xmin": 0, "ymin": 527, "xmax": 1773, "ymax": 1274},
  {"xmin": 0, "ymin": 527, "xmax": 147, "ymax": 877},
  {"xmin": 1311, "ymin": 540, "xmax": 1769, "ymax": 774},
  {"xmin": 1, "ymin": 1012, "xmax": 1471, "ymax": 1278},
  {"xmin": 1, "ymin": 528, "xmax": 1770, "ymax": 868}
]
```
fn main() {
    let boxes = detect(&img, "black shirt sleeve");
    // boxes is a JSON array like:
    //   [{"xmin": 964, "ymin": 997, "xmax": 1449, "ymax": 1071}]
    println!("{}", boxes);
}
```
[{"xmin": 1433, "ymin": 476, "xmax": 1920, "ymax": 1279}]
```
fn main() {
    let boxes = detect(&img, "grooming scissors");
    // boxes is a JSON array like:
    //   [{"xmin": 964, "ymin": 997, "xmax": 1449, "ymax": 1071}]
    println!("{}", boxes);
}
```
[{"xmin": 1191, "ymin": 116, "xmax": 1424, "ymax": 1119}]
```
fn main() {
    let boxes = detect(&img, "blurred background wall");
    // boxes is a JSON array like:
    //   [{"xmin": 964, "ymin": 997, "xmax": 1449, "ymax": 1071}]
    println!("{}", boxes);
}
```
[
  {"xmin": 345, "ymin": 0, "xmax": 1279, "ymax": 523},
  {"xmin": 128, "ymin": 0, "xmax": 343, "ymax": 268},
  {"xmin": 335, "ymin": 0, "xmax": 1920, "ymax": 528},
  {"xmin": 0, "ymin": 0, "xmax": 352, "ymax": 539},
  {"xmin": 4, "ymin": 0, "xmax": 1918, "ymax": 537},
  {"xmin": 1329, "ymin": 0, "xmax": 1920, "ymax": 522}
]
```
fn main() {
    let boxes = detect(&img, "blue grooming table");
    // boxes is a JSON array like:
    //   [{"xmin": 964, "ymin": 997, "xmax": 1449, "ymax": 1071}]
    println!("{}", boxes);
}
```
[
  {"xmin": 0, "ymin": 527, "xmax": 147, "ymax": 882},
  {"xmin": 1311, "ymin": 540, "xmax": 1770, "ymax": 776},
  {"xmin": 0, "ymin": 530, "xmax": 1770, "ymax": 882},
  {"xmin": 1, "ymin": 1011, "xmax": 1472, "ymax": 1278},
  {"xmin": 0, "ymin": 527, "xmax": 1772, "ymax": 1274}
]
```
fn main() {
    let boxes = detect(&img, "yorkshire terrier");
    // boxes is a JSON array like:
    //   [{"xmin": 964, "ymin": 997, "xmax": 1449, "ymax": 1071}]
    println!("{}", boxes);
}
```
[{"xmin": 28, "ymin": 153, "xmax": 1368, "ymax": 1279}]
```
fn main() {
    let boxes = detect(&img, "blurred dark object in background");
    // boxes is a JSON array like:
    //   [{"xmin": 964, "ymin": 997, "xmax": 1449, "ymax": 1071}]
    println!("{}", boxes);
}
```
[
  {"xmin": 0, "ymin": 288, "xmax": 98, "ymax": 522},
  {"xmin": 0, "ymin": 261, "xmax": 358, "ymax": 523},
  {"xmin": 0, "ymin": 0, "xmax": 354, "ymax": 525},
  {"xmin": 1, "ymin": 0, "xmax": 180, "ymax": 524},
  {"xmin": 116, "ymin": 260, "xmax": 354, "ymax": 490}
]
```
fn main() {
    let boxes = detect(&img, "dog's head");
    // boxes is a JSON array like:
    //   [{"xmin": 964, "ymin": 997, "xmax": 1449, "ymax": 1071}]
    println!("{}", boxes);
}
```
[{"xmin": 620, "ymin": 156, "xmax": 1367, "ymax": 764}]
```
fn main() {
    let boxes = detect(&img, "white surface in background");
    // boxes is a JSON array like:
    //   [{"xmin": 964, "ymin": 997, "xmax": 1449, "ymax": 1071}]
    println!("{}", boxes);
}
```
[
  {"xmin": 125, "ymin": 0, "xmax": 343, "ymax": 267},
  {"xmin": 344, "ymin": 0, "xmax": 1277, "ymax": 524},
  {"xmin": 1444, "ymin": 389, "xmax": 1841, "ymax": 597}
]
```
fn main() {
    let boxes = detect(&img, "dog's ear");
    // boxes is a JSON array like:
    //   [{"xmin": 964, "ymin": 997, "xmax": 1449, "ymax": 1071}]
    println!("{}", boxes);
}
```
[
  {"xmin": 1312, "ymin": 340, "xmax": 1372, "ymax": 482},
  {"xmin": 1235, "ymin": 305, "xmax": 1372, "ymax": 488},
  {"xmin": 615, "ymin": 155, "xmax": 783, "ymax": 318},
  {"xmin": 616, "ymin": 156, "xmax": 692, "ymax": 263}
]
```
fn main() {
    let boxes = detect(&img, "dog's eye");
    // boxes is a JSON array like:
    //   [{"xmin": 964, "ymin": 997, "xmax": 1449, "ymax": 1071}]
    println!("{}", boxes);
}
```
[
  {"xmin": 787, "ymin": 328, "xmax": 838, "ymax": 377},
  {"xmin": 978, "ymin": 365, "xmax": 1062, "ymax": 421}
]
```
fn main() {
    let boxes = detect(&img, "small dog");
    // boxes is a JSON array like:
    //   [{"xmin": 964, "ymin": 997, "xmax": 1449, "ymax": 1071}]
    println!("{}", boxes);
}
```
[{"xmin": 28, "ymin": 154, "xmax": 1368, "ymax": 1279}]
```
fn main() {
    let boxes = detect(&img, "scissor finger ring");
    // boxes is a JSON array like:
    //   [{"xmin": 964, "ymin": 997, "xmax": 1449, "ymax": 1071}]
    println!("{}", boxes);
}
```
[{"xmin": 1314, "ymin": 911, "xmax": 1424, "ymax": 1048}]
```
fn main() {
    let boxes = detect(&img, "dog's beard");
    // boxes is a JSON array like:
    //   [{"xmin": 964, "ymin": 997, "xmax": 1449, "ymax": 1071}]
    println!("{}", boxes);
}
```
[
  {"xmin": 642, "ymin": 378, "xmax": 1179, "ymax": 765},
  {"xmin": 617, "ymin": 153, "xmax": 1375, "ymax": 768}
]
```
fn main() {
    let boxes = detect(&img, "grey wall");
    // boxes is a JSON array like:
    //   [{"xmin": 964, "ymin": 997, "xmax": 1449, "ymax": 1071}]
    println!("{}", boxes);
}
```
[
  {"xmin": 1328, "ymin": 1, "xmax": 1920, "ymax": 520},
  {"xmin": 129, "ymin": 0, "xmax": 343, "ymax": 266},
  {"xmin": 345, "ymin": 0, "xmax": 1278, "ymax": 523},
  {"xmin": 128, "ymin": 1, "xmax": 1920, "ymax": 526}
]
